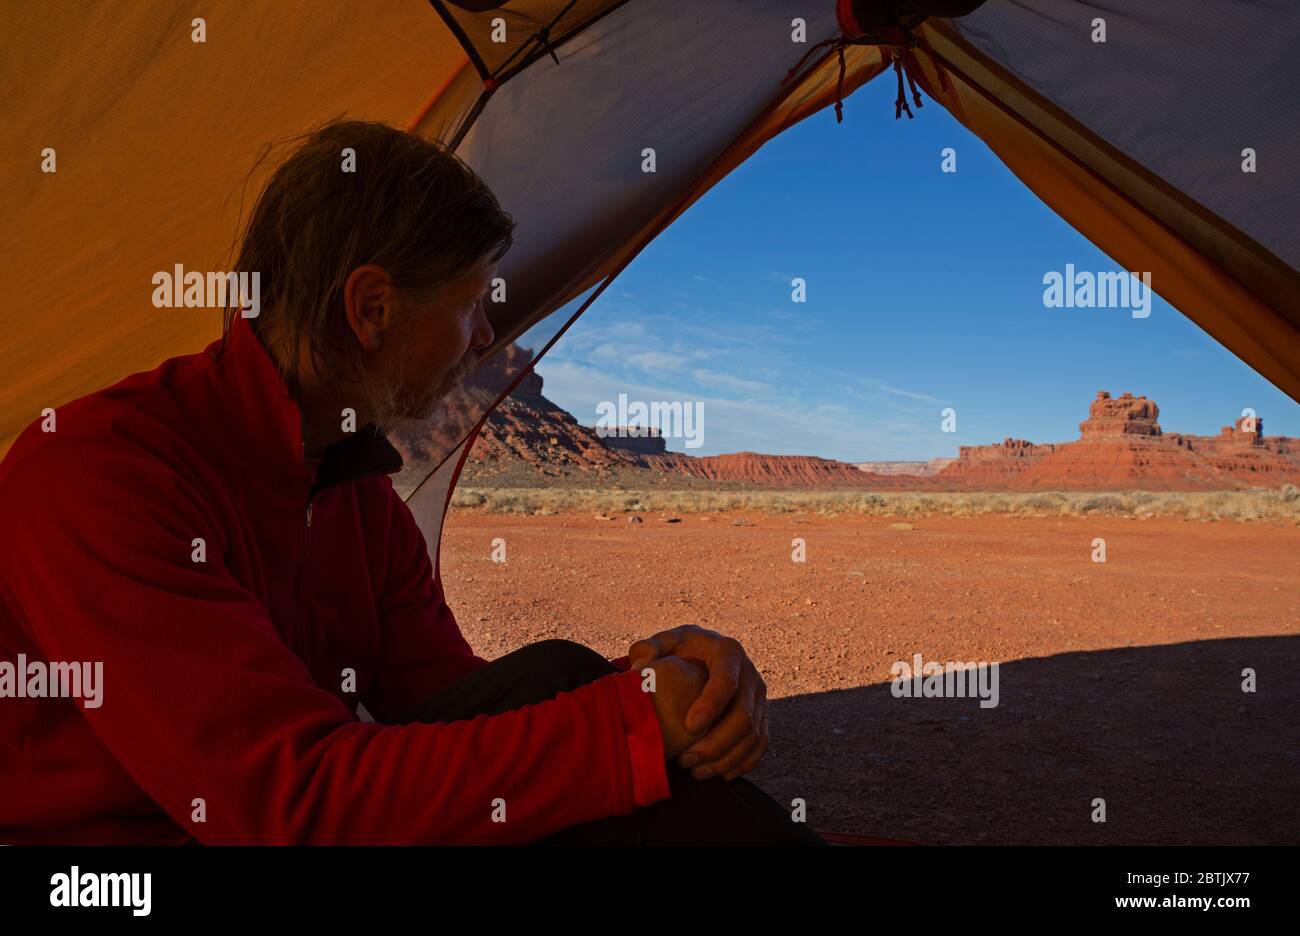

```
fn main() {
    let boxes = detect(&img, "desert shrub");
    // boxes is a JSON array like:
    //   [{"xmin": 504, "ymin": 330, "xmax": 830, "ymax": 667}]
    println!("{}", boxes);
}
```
[
  {"xmin": 1079, "ymin": 494, "xmax": 1126, "ymax": 514},
  {"xmin": 446, "ymin": 485, "xmax": 1300, "ymax": 522},
  {"xmin": 451, "ymin": 490, "xmax": 487, "ymax": 508},
  {"xmin": 1020, "ymin": 494, "xmax": 1058, "ymax": 513},
  {"xmin": 765, "ymin": 494, "xmax": 795, "ymax": 513},
  {"xmin": 859, "ymin": 493, "xmax": 887, "ymax": 510},
  {"xmin": 979, "ymin": 494, "xmax": 1013, "ymax": 514}
]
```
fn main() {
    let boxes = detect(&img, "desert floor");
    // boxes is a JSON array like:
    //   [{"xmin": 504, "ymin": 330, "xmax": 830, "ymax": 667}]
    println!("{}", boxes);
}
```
[{"xmin": 439, "ymin": 510, "xmax": 1299, "ymax": 844}]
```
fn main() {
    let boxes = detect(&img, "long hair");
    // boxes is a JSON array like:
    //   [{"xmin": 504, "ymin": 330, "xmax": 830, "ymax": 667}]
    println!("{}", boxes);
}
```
[{"xmin": 218, "ymin": 119, "xmax": 515, "ymax": 397}]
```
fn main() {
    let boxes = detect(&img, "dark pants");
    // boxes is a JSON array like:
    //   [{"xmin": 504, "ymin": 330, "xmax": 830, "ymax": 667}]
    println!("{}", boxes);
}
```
[{"xmin": 398, "ymin": 639, "xmax": 827, "ymax": 845}]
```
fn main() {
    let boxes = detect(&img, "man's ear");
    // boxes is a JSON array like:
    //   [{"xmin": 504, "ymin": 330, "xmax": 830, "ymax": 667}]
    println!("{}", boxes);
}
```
[{"xmin": 342, "ymin": 265, "xmax": 397, "ymax": 352}]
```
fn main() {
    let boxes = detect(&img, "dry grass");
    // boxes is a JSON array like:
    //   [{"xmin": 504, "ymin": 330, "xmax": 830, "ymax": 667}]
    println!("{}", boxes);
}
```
[{"xmin": 449, "ymin": 484, "xmax": 1300, "ymax": 522}]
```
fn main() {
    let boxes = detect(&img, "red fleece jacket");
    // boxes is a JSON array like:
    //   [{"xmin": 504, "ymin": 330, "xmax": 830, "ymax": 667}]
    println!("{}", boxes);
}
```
[{"xmin": 0, "ymin": 315, "xmax": 670, "ymax": 844}]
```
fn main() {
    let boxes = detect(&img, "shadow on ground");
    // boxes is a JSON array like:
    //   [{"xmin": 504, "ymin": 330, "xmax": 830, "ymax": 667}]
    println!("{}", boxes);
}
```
[{"xmin": 751, "ymin": 636, "xmax": 1298, "ymax": 844}]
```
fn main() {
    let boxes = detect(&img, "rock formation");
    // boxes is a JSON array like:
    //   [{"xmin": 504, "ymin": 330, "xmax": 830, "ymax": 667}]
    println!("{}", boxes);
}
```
[
  {"xmin": 854, "ymin": 459, "xmax": 955, "ymax": 477},
  {"xmin": 1078, "ymin": 391, "xmax": 1162, "ymax": 437},
  {"xmin": 600, "ymin": 427, "xmax": 668, "ymax": 456},
  {"xmin": 398, "ymin": 364, "xmax": 1300, "ymax": 492},
  {"xmin": 933, "ymin": 391, "xmax": 1300, "ymax": 490},
  {"xmin": 664, "ymin": 451, "xmax": 894, "ymax": 487}
]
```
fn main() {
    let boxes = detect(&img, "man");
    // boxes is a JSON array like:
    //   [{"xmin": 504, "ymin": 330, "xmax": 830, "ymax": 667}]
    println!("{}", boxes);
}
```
[{"xmin": 0, "ymin": 120, "xmax": 824, "ymax": 845}]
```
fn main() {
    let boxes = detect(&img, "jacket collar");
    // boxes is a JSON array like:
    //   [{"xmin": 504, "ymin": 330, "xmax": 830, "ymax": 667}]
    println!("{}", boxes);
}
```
[{"xmin": 209, "ymin": 315, "xmax": 404, "ymax": 501}]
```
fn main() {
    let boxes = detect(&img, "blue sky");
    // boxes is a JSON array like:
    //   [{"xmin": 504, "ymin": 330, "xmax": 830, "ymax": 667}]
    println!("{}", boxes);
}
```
[{"xmin": 533, "ymin": 75, "xmax": 1299, "ymax": 461}]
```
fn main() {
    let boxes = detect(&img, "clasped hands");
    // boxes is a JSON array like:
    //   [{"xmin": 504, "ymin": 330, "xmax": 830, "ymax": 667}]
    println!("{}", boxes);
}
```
[{"xmin": 628, "ymin": 624, "xmax": 768, "ymax": 782}]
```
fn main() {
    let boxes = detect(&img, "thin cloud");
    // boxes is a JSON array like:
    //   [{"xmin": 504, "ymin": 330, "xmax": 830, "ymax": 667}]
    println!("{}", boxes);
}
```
[
  {"xmin": 690, "ymin": 368, "xmax": 771, "ymax": 396},
  {"xmin": 535, "ymin": 359, "xmax": 955, "ymax": 461}
]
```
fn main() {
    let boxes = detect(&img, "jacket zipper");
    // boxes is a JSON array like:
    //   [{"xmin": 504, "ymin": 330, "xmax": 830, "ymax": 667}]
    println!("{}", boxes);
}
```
[
  {"xmin": 295, "ymin": 434, "xmax": 316, "ymax": 668},
  {"xmin": 296, "ymin": 497, "xmax": 313, "ymax": 666}
]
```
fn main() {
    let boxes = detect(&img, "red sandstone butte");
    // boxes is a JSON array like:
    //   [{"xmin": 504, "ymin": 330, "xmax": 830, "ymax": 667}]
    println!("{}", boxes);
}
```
[{"xmin": 936, "ymin": 391, "xmax": 1300, "ymax": 491}]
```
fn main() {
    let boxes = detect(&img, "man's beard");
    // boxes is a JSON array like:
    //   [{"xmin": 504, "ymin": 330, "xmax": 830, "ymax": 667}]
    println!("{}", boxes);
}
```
[{"xmin": 358, "ymin": 353, "xmax": 479, "ymax": 437}]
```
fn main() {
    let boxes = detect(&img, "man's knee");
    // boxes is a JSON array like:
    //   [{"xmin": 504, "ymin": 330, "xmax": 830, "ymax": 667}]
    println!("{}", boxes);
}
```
[
  {"xmin": 515, "ymin": 639, "xmax": 618, "ymax": 692},
  {"xmin": 660, "ymin": 767, "xmax": 829, "ymax": 845}
]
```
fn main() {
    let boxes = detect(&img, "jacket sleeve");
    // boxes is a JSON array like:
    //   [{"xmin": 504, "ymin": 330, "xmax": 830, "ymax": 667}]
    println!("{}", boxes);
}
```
[{"xmin": 0, "ymin": 438, "xmax": 670, "ymax": 844}]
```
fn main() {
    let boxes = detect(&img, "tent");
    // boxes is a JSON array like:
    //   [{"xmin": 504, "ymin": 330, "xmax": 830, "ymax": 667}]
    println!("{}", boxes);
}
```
[{"xmin": 4, "ymin": 0, "xmax": 1298, "ymax": 575}]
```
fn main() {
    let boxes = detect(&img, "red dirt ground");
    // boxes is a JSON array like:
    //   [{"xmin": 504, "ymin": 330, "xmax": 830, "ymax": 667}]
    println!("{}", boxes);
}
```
[{"xmin": 439, "ymin": 511, "xmax": 1300, "ymax": 844}]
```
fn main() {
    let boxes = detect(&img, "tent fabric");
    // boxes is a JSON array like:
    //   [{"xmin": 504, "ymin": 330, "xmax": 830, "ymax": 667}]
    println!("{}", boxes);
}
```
[
  {"xmin": 411, "ymin": 1, "xmax": 884, "ymax": 358},
  {"xmin": 915, "ymin": 7, "xmax": 1300, "ymax": 401},
  {"xmin": 948, "ymin": 1, "xmax": 1300, "ymax": 276},
  {"xmin": 0, "ymin": 0, "xmax": 469, "ymax": 456},
  {"xmin": 405, "ymin": 432, "xmax": 476, "ymax": 580},
  {"xmin": 4, "ymin": 0, "xmax": 1299, "ymax": 568},
  {"xmin": 909, "ymin": 40, "xmax": 1300, "ymax": 404},
  {"xmin": 434, "ymin": 0, "xmax": 630, "ymax": 88}
]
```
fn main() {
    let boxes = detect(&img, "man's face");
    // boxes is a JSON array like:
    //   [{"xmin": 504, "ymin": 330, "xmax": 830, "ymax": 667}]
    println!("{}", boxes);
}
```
[{"xmin": 358, "ymin": 255, "xmax": 497, "ymax": 435}]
